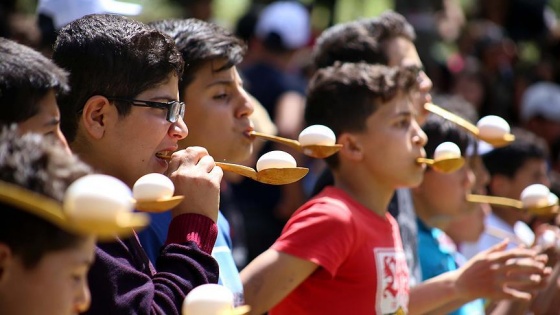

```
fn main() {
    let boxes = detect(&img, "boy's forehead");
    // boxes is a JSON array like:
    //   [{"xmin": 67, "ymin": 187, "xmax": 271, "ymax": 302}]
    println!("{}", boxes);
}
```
[
  {"xmin": 376, "ymin": 91, "xmax": 415, "ymax": 116},
  {"xmin": 385, "ymin": 37, "xmax": 422, "ymax": 68}
]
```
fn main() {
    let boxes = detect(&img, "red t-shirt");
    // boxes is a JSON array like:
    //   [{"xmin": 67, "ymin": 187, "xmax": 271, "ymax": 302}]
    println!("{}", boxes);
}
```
[{"xmin": 271, "ymin": 187, "xmax": 409, "ymax": 315}]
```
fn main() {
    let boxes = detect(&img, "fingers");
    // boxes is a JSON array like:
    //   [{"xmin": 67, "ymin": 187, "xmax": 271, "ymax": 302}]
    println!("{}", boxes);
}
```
[{"xmin": 167, "ymin": 146, "xmax": 212, "ymax": 173}]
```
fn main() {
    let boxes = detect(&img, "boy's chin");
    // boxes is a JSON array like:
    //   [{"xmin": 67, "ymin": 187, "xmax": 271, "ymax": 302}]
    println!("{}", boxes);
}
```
[{"xmin": 400, "ymin": 175, "xmax": 425, "ymax": 188}]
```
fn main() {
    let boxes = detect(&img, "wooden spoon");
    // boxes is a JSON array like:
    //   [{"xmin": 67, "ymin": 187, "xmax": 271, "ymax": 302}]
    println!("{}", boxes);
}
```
[
  {"xmin": 466, "ymin": 194, "xmax": 559, "ymax": 216},
  {"xmin": 155, "ymin": 153, "xmax": 308, "ymax": 185},
  {"xmin": 424, "ymin": 103, "xmax": 515, "ymax": 147},
  {"xmin": 249, "ymin": 131, "xmax": 342, "ymax": 158},
  {"xmin": 416, "ymin": 156, "xmax": 465, "ymax": 173},
  {"xmin": 215, "ymin": 162, "xmax": 309, "ymax": 185},
  {"xmin": 134, "ymin": 196, "xmax": 185, "ymax": 213}
]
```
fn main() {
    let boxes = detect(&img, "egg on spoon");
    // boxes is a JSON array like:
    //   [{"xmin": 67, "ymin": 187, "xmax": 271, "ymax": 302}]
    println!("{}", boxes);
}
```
[
  {"xmin": 182, "ymin": 284, "xmax": 249, "ymax": 315},
  {"xmin": 434, "ymin": 142, "xmax": 462, "ymax": 161},
  {"xmin": 298, "ymin": 125, "xmax": 336, "ymax": 146},
  {"xmin": 133, "ymin": 173, "xmax": 174, "ymax": 201},
  {"xmin": 256, "ymin": 150, "xmax": 297, "ymax": 172},
  {"xmin": 64, "ymin": 174, "xmax": 134, "ymax": 222},
  {"xmin": 520, "ymin": 184, "xmax": 551, "ymax": 209}
]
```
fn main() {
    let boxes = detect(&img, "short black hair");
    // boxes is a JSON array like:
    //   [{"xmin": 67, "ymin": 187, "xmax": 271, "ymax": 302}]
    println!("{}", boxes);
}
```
[
  {"xmin": 483, "ymin": 127, "xmax": 549, "ymax": 179},
  {"xmin": 0, "ymin": 37, "xmax": 69, "ymax": 125},
  {"xmin": 0, "ymin": 128, "xmax": 92, "ymax": 269},
  {"xmin": 52, "ymin": 14, "xmax": 184, "ymax": 143},
  {"xmin": 313, "ymin": 11, "xmax": 416, "ymax": 70},
  {"xmin": 149, "ymin": 18, "xmax": 246, "ymax": 98},
  {"xmin": 305, "ymin": 62, "xmax": 417, "ymax": 168}
]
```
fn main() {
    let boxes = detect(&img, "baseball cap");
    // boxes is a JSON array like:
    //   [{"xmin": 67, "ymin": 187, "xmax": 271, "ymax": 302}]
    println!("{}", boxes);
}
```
[
  {"xmin": 521, "ymin": 82, "xmax": 560, "ymax": 123},
  {"xmin": 255, "ymin": 1, "xmax": 310, "ymax": 50},
  {"xmin": 37, "ymin": 0, "xmax": 143, "ymax": 30}
]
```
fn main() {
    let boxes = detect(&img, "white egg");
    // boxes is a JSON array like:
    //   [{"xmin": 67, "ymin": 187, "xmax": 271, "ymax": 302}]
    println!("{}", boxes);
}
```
[
  {"xmin": 537, "ymin": 229, "xmax": 557, "ymax": 248},
  {"xmin": 63, "ymin": 174, "xmax": 134, "ymax": 221},
  {"xmin": 434, "ymin": 142, "xmax": 461, "ymax": 161},
  {"xmin": 298, "ymin": 125, "xmax": 336, "ymax": 146},
  {"xmin": 477, "ymin": 115, "xmax": 510, "ymax": 139},
  {"xmin": 520, "ymin": 184, "xmax": 550, "ymax": 208},
  {"xmin": 182, "ymin": 284, "xmax": 234, "ymax": 315},
  {"xmin": 133, "ymin": 173, "xmax": 174, "ymax": 201},
  {"xmin": 256, "ymin": 151, "xmax": 297, "ymax": 172},
  {"xmin": 513, "ymin": 221, "xmax": 535, "ymax": 247}
]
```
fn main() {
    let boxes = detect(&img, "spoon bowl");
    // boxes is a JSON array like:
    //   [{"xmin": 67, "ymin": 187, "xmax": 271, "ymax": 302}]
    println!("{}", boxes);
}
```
[
  {"xmin": 416, "ymin": 156, "xmax": 465, "ymax": 173},
  {"xmin": 134, "ymin": 196, "xmax": 185, "ymax": 213},
  {"xmin": 70, "ymin": 211, "xmax": 151, "ymax": 241},
  {"xmin": 216, "ymin": 162, "xmax": 308, "ymax": 185},
  {"xmin": 466, "ymin": 194, "xmax": 559, "ymax": 216},
  {"xmin": 424, "ymin": 103, "xmax": 515, "ymax": 147},
  {"xmin": 249, "ymin": 131, "xmax": 342, "ymax": 158}
]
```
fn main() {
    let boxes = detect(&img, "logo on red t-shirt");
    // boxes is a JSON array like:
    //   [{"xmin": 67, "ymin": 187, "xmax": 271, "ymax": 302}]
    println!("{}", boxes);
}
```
[{"xmin": 374, "ymin": 248, "xmax": 409, "ymax": 314}]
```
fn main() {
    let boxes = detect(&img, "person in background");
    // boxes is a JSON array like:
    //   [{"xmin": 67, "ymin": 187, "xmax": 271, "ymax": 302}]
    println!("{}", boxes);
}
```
[
  {"xmin": 140, "ymin": 18, "xmax": 253, "ymax": 305},
  {"xmin": 0, "ymin": 37, "xmax": 70, "ymax": 151},
  {"xmin": 231, "ymin": 1, "xmax": 311, "ymax": 262}
]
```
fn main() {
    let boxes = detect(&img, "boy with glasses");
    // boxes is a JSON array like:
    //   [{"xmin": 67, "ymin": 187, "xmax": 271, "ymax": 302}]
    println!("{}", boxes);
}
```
[{"xmin": 52, "ymin": 14, "xmax": 222, "ymax": 314}]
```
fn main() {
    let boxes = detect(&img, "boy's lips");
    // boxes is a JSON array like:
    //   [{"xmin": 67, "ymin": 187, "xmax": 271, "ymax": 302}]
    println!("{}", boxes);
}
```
[
  {"xmin": 243, "ymin": 127, "xmax": 255, "ymax": 140},
  {"xmin": 155, "ymin": 147, "xmax": 177, "ymax": 160},
  {"xmin": 155, "ymin": 151, "xmax": 173, "ymax": 160}
]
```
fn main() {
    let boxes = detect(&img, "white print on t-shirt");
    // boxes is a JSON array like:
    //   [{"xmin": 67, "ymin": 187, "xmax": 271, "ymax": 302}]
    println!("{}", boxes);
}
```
[{"xmin": 374, "ymin": 248, "xmax": 409, "ymax": 314}]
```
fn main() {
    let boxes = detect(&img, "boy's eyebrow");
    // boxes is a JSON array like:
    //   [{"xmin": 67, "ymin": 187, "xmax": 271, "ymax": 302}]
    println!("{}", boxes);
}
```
[
  {"xmin": 205, "ymin": 78, "xmax": 235, "ymax": 88},
  {"xmin": 394, "ymin": 110, "xmax": 414, "ymax": 117},
  {"xmin": 45, "ymin": 117, "xmax": 61, "ymax": 126}
]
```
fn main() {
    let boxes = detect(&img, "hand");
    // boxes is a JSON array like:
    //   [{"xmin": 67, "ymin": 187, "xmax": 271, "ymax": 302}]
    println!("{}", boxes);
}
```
[
  {"xmin": 455, "ymin": 240, "xmax": 549, "ymax": 301},
  {"xmin": 165, "ymin": 146, "xmax": 223, "ymax": 222}
]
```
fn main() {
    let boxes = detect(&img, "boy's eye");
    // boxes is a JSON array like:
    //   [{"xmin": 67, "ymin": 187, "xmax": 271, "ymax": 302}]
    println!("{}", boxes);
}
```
[
  {"xmin": 213, "ymin": 93, "xmax": 229, "ymax": 100},
  {"xmin": 396, "ymin": 119, "xmax": 411, "ymax": 128}
]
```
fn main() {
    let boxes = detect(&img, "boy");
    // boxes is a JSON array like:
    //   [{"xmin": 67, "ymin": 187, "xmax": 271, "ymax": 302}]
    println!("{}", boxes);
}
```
[
  {"xmin": 0, "ymin": 37, "xmax": 70, "ymax": 151},
  {"xmin": 311, "ymin": 12, "xmax": 432, "ymax": 285},
  {"xmin": 0, "ymin": 128, "xmax": 145, "ymax": 315},
  {"xmin": 139, "ymin": 18, "xmax": 253, "ymax": 305},
  {"xmin": 311, "ymin": 14, "xmax": 548, "ymax": 312},
  {"xmin": 241, "ymin": 62, "xmax": 425, "ymax": 314},
  {"xmin": 52, "ymin": 14, "xmax": 222, "ymax": 314},
  {"xmin": 462, "ymin": 128, "xmax": 551, "ymax": 257},
  {"xmin": 410, "ymin": 111, "xmax": 486, "ymax": 314}
]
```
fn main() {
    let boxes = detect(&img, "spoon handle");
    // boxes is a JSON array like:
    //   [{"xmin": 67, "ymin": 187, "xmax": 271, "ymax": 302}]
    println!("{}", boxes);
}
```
[
  {"xmin": 249, "ymin": 131, "xmax": 302, "ymax": 150},
  {"xmin": 466, "ymin": 194, "xmax": 523, "ymax": 209},
  {"xmin": 424, "ymin": 103, "xmax": 480, "ymax": 135},
  {"xmin": 215, "ymin": 162, "xmax": 257, "ymax": 180},
  {"xmin": 416, "ymin": 157, "xmax": 434, "ymax": 165}
]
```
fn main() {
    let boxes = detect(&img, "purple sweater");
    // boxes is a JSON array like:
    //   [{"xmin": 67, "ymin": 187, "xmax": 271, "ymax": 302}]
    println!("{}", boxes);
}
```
[{"xmin": 83, "ymin": 214, "xmax": 219, "ymax": 315}]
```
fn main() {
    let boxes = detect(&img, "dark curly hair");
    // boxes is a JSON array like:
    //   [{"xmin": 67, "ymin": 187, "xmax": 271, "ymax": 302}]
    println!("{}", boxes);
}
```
[
  {"xmin": 149, "ymin": 18, "xmax": 246, "ymax": 98},
  {"xmin": 305, "ymin": 62, "xmax": 418, "ymax": 168},
  {"xmin": 0, "ymin": 127, "xmax": 92, "ymax": 268},
  {"xmin": 52, "ymin": 14, "xmax": 184, "ymax": 143},
  {"xmin": 313, "ymin": 11, "xmax": 416, "ymax": 70}
]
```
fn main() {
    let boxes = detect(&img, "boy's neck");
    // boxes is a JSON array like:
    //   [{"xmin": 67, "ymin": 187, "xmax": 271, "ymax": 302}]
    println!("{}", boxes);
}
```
[{"xmin": 332, "ymin": 167, "xmax": 394, "ymax": 218}]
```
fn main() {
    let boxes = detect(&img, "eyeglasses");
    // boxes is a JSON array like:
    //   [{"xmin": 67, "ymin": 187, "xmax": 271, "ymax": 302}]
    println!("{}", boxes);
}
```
[{"xmin": 107, "ymin": 97, "xmax": 185, "ymax": 123}]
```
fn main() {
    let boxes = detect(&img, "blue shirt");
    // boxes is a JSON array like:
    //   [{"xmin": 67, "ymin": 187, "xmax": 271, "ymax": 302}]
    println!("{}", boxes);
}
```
[
  {"xmin": 417, "ymin": 218, "xmax": 484, "ymax": 315},
  {"xmin": 137, "ymin": 211, "xmax": 244, "ymax": 305}
]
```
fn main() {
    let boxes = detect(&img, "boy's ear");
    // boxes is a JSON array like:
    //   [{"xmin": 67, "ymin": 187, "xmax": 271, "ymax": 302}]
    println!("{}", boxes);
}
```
[
  {"xmin": 81, "ymin": 95, "xmax": 115, "ymax": 140},
  {"xmin": 337, "ymin": 132, "xmax": 363, "ymax": 161},
  {"xmin": 0, "ymin": 243, "xmax": 14, "ymax": 285}
]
